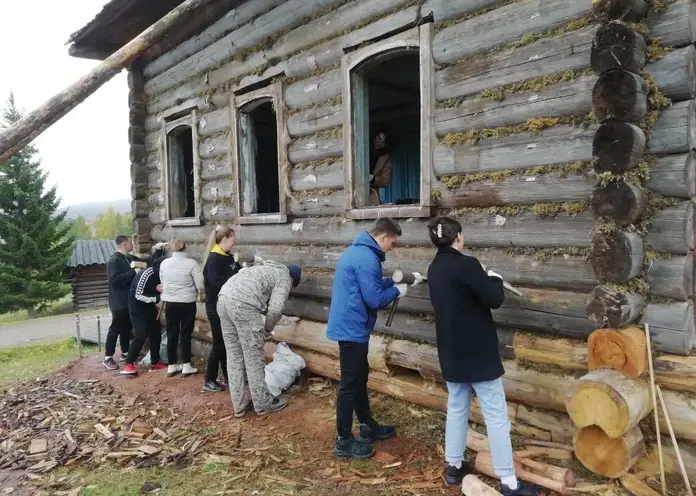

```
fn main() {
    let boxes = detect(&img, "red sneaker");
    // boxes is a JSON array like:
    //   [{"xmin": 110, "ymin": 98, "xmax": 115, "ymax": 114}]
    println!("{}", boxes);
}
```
[
  {"xmin": 120, "ymin": 363, "xmax": 138, "ymax": 375},
  {"xmin": 150, "ymin": 363, "xmax": 168, "ymax": 371}
]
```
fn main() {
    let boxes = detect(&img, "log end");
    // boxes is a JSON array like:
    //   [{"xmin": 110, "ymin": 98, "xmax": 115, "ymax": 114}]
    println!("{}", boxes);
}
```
[
  {"xmin": 590, "ymin": 182, "xmax": 648, "ymax": 226},
  {"xmin": 586, "ymin": 286, "xmax": 646, "ymax": 330},
  {"xmin": 587, "ymin": 327, "xmax": 648, "ymax": 378},
  {"xmin": 592, "ymin": 70, "xmax": 648, "ymax": 122},
  {"xmin": 574, "ymin": 425, "xmax": 646, "ymax": 478},
  {"xmin": 686, "ymin": 150, "xmax": 696, "ymax": 198},
  {"xmin": 590, "ymin": 231, "xmax": 645, "ymax": 283},
  {"xmin": 592, "ymin": 0, "xmax": 650, "ymax": 23},
  {"xmin": 593, "ymin": 121, "xmax": 646, "ymax": 173},
  {"xmin": 591, "ymin": 23, "xmax": 647, "ymax": 75}
]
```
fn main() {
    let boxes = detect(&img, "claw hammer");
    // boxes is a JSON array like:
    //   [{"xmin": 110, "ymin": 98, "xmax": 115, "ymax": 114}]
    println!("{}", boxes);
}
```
[{"xmin": 385, "ymin": 269, "xmax": 421, "ymax": 327}]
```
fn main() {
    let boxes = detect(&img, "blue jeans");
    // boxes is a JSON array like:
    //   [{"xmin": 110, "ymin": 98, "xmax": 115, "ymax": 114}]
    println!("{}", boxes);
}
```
[{"xmin": 445, "ymin": 378, "xmax": 515, "ymax": 477}]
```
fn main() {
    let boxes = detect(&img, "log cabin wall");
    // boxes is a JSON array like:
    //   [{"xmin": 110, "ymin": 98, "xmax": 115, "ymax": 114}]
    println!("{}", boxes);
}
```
[
  {"xmin": 128, "ymin": 0, "xmax": 696, "ymax": 474},
  {"xmin": 64, "ymin": 265, "xmax": 110, "ymax": 311}
]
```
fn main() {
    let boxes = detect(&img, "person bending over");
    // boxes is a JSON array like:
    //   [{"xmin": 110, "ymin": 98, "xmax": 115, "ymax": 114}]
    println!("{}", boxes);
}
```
[
  {"xmin": 217, "ymin": 259, "xmax": 301, "ymax": 417},
  {"xmin": 426, "ymin": 216, "xmax": 541, "ymax": 495},
  {"xmin": 327, "ymin": 218, "xmax": 417, "ymax": 459}
]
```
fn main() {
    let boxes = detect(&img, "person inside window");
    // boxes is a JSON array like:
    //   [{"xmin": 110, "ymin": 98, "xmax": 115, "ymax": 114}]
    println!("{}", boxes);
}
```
[{"xmin": 368, "ymin": 131, "xmax": 392, "ymax": 206}]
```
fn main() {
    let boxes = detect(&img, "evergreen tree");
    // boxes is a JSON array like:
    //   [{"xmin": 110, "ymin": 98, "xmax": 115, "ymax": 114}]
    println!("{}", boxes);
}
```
[{"xmin": 0, "ymin": 93, "xmax": 75, "ymax": 317}]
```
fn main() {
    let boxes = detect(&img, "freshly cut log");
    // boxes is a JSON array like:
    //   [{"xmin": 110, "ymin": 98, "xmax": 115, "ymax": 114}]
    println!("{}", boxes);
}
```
[
  {"xmin": 646, "ymin": 151, "xmax": 696, "ymax": 198},
  {"xmin": 652, "ymin": 355, "xmax": 696, "ymax": 394},
  {"xmin": 592, "ymin": 121, "xmax": 645, "ymax": 173},
  {"xmin": 646, "ymin": 0, "xmax": 696, "ymax": 48},
  {"xmin": 649, "ymin": 100, "xmax": 696, "ymax": 155},
  {"xmin": 645, "ymin": 201, "xmax": 694, "ymax": 255},
  {"xmin": 620, "ymin": 474, "xmax": 662, "ymax": 496},
  {"xmin": 574, "ymin": 425, "xmax": 646, "ymax": 478},
  {"xmin": 589, "ymin": 182, "xmax": 648, "ymax": 226},
  {"xmin": 591, "ymin": 22, "xmax": 646, "ymax": 74},
  {"xmin": 566, "ymin": 369, "xmax": 652, "ymax": 438},
  {"xmin": 474, "ymin": 450, "xmax": 572, "ymax": 494},
  {"xmin": 0, "ymin": 0, "xmax": 213, "ymax": 165},
  {"xmin": 587, "ymin": 327, "xmax": 648, "ymax": 378},
  {"xmin": 513, "ymin": 333, "xmax": 588, "ymax": 372},
  {"xmin": 592, "ymin": 70, "xmax": 648, "ymax": 122},
  {"xmin": 592, "ymin": 0, "xmax": 650, "ymax": 22},
  {"xmin": 461, "ymin": 475, "xmax": 502, "ymax": 496},
  {"xmin": 646, "ymin": 255, "xmax": 694, "ymax": 301},
  {"xmin": 589, "ymin": 231, "xmax": 644, "ymax": 284}
]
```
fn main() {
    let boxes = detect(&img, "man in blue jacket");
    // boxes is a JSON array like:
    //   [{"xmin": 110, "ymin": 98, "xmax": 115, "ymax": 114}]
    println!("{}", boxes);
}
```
[{"xmin": 327, "ymin": 218, "xmax": 409, "ymax": 459}]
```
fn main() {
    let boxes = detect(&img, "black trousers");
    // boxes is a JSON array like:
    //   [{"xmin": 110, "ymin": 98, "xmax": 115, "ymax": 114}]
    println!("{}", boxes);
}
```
[
  {"xmin": 105, "ymin": 308, "xmax": 131, "ymax": 357},
  {"xmin": 126, "ymin": 300, "xmax": 161, "ymax": 365},
  {"xmin": 336, "ymin": 341, "xmax": 372, "ymax": 439},
  {"xmin": 205, "ymin": 304, "xmax": 228, "ymax": 382},
  {"xmin": 165, "ymin": 301, "xmax": 196, "ymax": 364}
]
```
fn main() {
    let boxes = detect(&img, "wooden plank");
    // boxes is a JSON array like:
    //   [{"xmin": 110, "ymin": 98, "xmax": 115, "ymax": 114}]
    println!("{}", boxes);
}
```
[
  {"xmin": 435, "ymin": 27, "xmax": 596, "ymax": 102},
  {"xmin": 287, "ymin": 104, "xmax": 342, "ymax": 138},
  {"xmin": 639, "ymin": 302, "xmax": 695, "ymax": 355},
  {"xmin": 647, "ymin": 152, "xmax": 696, "ymax": 198},
  {"xmin": 288, "ymin": 137, "xmax": 343, "ymax": 164},
  {"xmin": 648, "ymin": 100, "xmax": 696, "ymax": 155},
  {"xmin": 143, "ymin": 0, "xmax": 286, "ymax": 78},
  {"xmin": 144, "ymin": 0, "xmax": 348, "ymax": 96},
  {"xmin": 646, "ymin": 255, "xmax": 694, "ymax": 301},
  {"xmin": 290, "ymin": 162, "xmax": 344, "ymax": 191},
  {"xmin": 290, "ymin": 190, "xmax": 346, "ymax": 216},
  {"xmin": 645, "ymin": 201, "xmax": 694, "ymax": 255},
  {"xmin": 646, "ymin": 0, "xmax": 696, "ymax": 48},
  {"xmin": 433, "ymin": 124, "xmax": 597, "ymax": 176},
  {"xmin": 436, "ymin": 170, "xmax": 595, "ymax": 208},
  {"xmin": 285, "ymin": 69, "xmax": 341, "ymax": 110},
  {"xmin": 432, "ymin": 0, "xmax": 593, "ymax": 65},
  {"xmin": 434, "ymin": 76, "xmax": 595, "ymax": 137}
]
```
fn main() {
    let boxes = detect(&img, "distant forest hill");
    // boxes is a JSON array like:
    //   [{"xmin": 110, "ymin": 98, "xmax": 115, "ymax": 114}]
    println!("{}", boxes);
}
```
[{"xmin": 61, "ymin": 199, "xmax": 131, "ymax": 221}]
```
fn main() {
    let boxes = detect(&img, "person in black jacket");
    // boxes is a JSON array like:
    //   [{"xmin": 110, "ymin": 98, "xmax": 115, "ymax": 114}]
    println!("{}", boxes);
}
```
[
  {"xmin": 426, "ymin": 217, "xmax": 541, "ymax": 496},
  {"xmin": 201, "ymin": 225, "xmax": 241, "ymax": 392},
  {"xmin": 121, "ymin": 257, "xmax": 167, "ymax": 375},
  {"xmin": 103, "ymin": 235, "xmax": 165, "ymax": 371}
]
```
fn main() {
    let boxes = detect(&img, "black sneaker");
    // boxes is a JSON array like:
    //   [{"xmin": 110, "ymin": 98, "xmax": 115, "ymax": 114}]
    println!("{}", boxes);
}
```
[
  {"xmin": 502, "ymin": 481, "xmax": 544, "ymax": 496},
  {"xmin": 202, "ymin": 380, "xmax": 224, "ymax": 393},
  {"xmin": 119, "ymin": 353, "xmax": 128, "ymax": 363},
  {"xmin": 335, "ymin": 437, "xmax": 375, "ymax": 459},
  {"xmin": 102, "ymin": 357, "xmax": 119, "ymax": 370},
  {"xmin": 445, "ymin": 462, "xmax": 472, "ymax": 485},
  {"xmin": 256, "ymin": 397, "xmax": 288, "ymax": 416},
  {"xmin": 357, "ymin": 422, "xmax": 396, "ymax": 443},
  {"xmin": 234, "ymin": 401, "xmax": 252, "ymax": 418}
]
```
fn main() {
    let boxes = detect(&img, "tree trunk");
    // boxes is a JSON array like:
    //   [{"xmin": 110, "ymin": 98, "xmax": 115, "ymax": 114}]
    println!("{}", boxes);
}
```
[
  {"xmin": 590, "ymin": 231, "xmax": 645, "ymax": 284},
  {"xmin": 593, "ymin": 0, "xmax": 650, "ymax": 22},
  {"xmin": 590, "ymin": 182, "xmax": 649, "ymax": 227},
  {"xmin": 26, "ymin": 306, "xmax": 37, "ymax": 319},
  {"xmin": 593, "ymin": 120, "xmax": 646, "ymax": 173},
  {"xmin": 587, "ymin": 327, "xmax": 648, "ymax": 378},
  {"xmin": 591, "ymin": 23, "xmax": 647, "ymax": 75},
  {"xmin": 592, "ymin": 70, "xmax": 648, "ymax": 122},
  {"xmin": 574, "ymin": 425, "xmax": 646, "ymax": 478},
  {"xmin": 566, "ymin": 369, "xmax": 652, "ymax": 438}
]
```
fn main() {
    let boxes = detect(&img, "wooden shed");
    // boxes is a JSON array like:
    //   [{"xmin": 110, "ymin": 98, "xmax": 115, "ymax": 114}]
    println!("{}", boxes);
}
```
[
  {"xmin": 64, "ymin": 239, "xmax": 117, "ymax": 311},
  {"xmin": 60, "ymin": 0, "xmax": 696, "ymax": 485}
]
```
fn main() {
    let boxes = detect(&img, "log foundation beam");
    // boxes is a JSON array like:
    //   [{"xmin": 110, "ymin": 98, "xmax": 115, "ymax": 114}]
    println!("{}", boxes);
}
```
[{"xmin": 574, "ymin": 425, "xmax": 646, "ymax": 478}]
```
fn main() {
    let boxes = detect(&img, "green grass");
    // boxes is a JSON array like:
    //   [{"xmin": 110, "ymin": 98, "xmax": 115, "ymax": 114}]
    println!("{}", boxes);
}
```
[
  {"xmin": 0, "ymin": 338, "xmax": 95, "ymax": 389},
  {"xmin": 0, "ymin": 285, "xmax": 79, "ymax": 325}
]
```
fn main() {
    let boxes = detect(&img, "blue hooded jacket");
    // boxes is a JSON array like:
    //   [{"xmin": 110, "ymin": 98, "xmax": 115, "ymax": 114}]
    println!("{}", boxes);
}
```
[{"xmin": 326, "ymin": 231, "xmax": 400, "ymax": 343}]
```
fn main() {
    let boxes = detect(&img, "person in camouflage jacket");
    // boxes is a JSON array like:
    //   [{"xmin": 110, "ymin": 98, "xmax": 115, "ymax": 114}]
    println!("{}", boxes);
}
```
[{"xmin": 216, "ymin": 259, "xmax": 301, "ymax": 416}]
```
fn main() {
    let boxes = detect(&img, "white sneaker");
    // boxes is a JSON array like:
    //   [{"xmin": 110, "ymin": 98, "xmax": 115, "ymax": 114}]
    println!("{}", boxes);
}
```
[
  {"xmin": 167, "ymin": 364, "xmax": 180, "ymax": 377},
  {"xmin": 182, "ymin": 363, "xmax": 198, "ymax": 376}
]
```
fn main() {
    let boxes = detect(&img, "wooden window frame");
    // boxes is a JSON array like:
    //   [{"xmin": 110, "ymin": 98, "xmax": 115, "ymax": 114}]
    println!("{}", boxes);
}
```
[
  {"xmin": 341, "ymin": 23, "xmax": 435, "ymax": 221},
  {"xmin": 161, "ymin": 112, "xmax": 202, "ymax": 227},
  {"xmin": 229, "ymin": 80, "xmax": 289, "ymax": 225}
]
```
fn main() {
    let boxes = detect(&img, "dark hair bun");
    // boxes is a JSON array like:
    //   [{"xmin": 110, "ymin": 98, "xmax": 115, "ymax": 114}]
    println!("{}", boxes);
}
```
[{"xmin": 427, "ymin": 216, "xmax": 462, "ymax": 248}]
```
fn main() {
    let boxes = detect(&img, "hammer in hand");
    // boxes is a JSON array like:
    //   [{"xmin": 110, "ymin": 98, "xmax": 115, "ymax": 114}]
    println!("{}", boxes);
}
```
[
  {"xmin": 386, "ymin": 269, "xmax": 424, "ymax": 327},
  {"xmin": 479, "ymin": 263, "xmax": 523, "ymax": 297}
]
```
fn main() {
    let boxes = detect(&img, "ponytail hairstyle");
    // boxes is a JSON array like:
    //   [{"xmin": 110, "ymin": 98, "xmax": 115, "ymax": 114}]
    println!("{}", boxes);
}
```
[
  {"xmin": 170, "ymin": 239, "xmax": 186, "ymax": 252},
  {"xmin": 426, "ymin": 216, "xmax": 462, "ymax": 248},
  {"xmin": 203, "ymin": 225, "xmax": 236, "ymax": 267}
]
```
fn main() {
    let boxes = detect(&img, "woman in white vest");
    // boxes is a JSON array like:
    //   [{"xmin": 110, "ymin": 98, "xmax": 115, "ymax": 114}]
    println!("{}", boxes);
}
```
[{"xmin": 159, "ymin": 239, "xmax": 204, "ymax": 377}]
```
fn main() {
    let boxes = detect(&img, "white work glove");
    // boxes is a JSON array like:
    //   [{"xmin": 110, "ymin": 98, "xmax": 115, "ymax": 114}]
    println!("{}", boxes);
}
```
[
  {"xmin": 154, "ymin": 242, "xmax": 167, "ymax": 251},
  {"xmin": 254, "ymin": 255, "xmax": 264, "ymax": 265},
  {"xmin": 487, "ymin": 269, "xmax": 503, "ymax": 281},
  {"xmin": 411, "ymin": 272, "xmax": 424, "ymax": 287},
  {"xmin": 395, "ymin": 284, "xmax": 408, "ymax": 298},
  {"xmin": 369, "ymin": 174, "xmax": 374, "ymax": 181}
]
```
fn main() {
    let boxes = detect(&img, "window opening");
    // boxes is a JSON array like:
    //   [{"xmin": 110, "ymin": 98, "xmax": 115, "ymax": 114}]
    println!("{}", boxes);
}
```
[{"xmin": 167, "ymin": 125, "xmax": 195, "ymax": 218}]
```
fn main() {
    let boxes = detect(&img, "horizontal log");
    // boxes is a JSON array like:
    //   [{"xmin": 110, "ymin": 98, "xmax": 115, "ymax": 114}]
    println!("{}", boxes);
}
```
[
  {"xmin": 419, "ymin": 0, "xmax": 500, "ymax": 23},
  {"xmin": 148, "ymin": 191, "xmax": 163, "ymax": 207},
  {"xmin": 202, "ymin": 203, "xmax": 236, "ymax": 222},
  {"xmin": 434, "ymin": 26, "xmax": 596, "ymax": 102},
  {"xmin": 591, "ymin": 70, "xmax": 648, "ymax": 122},
  {"xmin": 646, "ymin": 255, "xmax": 694, "ymax": 301},
  {"xmin": 646, "ymin": 0, "xmax": 696, "ymax": 48},
  {"xmin": 288, "ymin": 137, "xmax": 342, "ymax": 164},
  {"xmin": 290, "ymin": 162, "xmax": 343, "ymax": 191},
  {"xmin": 284, "ymin": 69, "xmax": 341, "ymax": 110},
  {"xmin": 648, "ymin": 99, "xmax": 696, "ymax": 155},
  {"xmin": 147, "ymin": 171, "xmax": 161, "ymax": 189},
  {"xmin": 592, "ymin": 120, "xmax": 646, "ymax": 173},
  {"xmin": 290, "ymin": 189, "xmax": 345, "ymax": 216},
  {"xmin": 645, "ymin": 201, "xmax": 694, "ymax": 254},
  {"xmin": 201, "ymin": 179, "xmax": 234, "ymax": 202},
  {"xmin": 287, "ymin": 104, "xmax": 342, "ymax": 138},
  {"xmin": 198, "ymin": 107, "xmax": 229, "ymax": 138},
  {"xmin": 432, "ymin": 0, "xmax": 592, "ymax": 65},
  {"xmin": 199, "ymin": 133, "xmax": 229, "ymax": 160},
  {"xmin": 149, "ymin": 209, "xmax": 166, "ymax": 225},
  {"xmin": 640, "ymin": 301, "xmax": 696, "ymax": 355},
  {"xmin": 646, "ymin": 152, "xmax": 696, "ymax": 198},
  {"xmin": 590, "ymin": 22, "xmax": 646, "ymax": 74},
  {"xmin": 433, "ymin": 124, "xmax": 598, "ymax": 177},
  {"xmin": 142, "ymin": 0, "xmax": 286, "ymax": 78},
  {"xmin": 200, "ymin": 155, "xmax": 232, "ymax": 182},
  {"xmin": 436, "ymin": 170, "xmax": 595, "ymax": 208},
  {"xmin": 153, "ymin": 211, "xmax": 597, "ymax": 249},
  {"xmin": 648, "ymin": 45, "xmax": 696, "ymax": 101},
  {"xmin": 574, "ymin": 425, "xmax": 646, "ymax": 479},
  {"xmin": 434, "ymin": 77, "xmax": 596, "ymax": 138}
]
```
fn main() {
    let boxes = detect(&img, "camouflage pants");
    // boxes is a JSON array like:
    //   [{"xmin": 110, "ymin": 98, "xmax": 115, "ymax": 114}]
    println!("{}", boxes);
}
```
[{"xmin": 217, "ymin": 294, "xmax": 273, "ymax": 414}]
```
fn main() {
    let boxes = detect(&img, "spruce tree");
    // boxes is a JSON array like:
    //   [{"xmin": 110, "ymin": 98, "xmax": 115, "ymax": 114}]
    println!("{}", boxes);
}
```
[{"xmin": 0, "ymin": 93, "xmax": 75, "ymax": 317}]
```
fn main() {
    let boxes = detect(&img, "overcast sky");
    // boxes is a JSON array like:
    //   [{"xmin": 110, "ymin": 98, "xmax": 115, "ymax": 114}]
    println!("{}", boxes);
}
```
[{"xmin": 0, "ymin": 0, "xmax": 130, "ymax": 207}]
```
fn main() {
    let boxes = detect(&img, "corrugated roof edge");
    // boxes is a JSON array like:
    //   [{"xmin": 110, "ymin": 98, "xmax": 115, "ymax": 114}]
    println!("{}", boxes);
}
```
[{"xmin": 67, "ymin": 239, "xmax": 118, "ymax": 268}]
